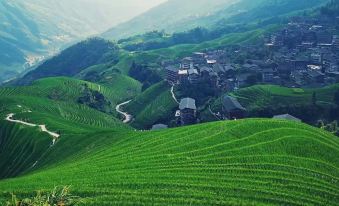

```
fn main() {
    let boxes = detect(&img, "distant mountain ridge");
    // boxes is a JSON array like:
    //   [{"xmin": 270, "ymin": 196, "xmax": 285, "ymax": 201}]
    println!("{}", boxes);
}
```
[
  {"xmin": 102, "ymin": 0, "xmax": 327, "ymax": 40},
  {"xmin": 102, "ymin": 0, "xmax": 239, "ymax": 40}
]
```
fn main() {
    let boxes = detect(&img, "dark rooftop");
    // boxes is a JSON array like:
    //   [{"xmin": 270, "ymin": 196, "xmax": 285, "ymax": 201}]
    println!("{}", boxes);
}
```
[
  {"xmin": 273, "ymin": 114, "xmax": 301, "ymax": 122},
  {"xmin": 179, "ymin": 98, "xmax": 197, "ymax": 110}
]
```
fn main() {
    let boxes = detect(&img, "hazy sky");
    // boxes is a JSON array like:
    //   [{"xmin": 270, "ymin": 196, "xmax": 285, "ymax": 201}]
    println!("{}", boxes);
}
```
[
  {"xmin": 19, "ymin": 0, "xmax": 168, "ymax": 34},
  {"xmin": 73, "ymin": 0, "xmax": 169, "ymax": 28}
]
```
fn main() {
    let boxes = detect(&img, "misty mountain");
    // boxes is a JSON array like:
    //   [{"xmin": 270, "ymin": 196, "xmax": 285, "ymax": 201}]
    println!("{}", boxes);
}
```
[
  {"xmin": 102, "ymin": 0, "xmax": 326, "ymax": 40},
  {"xmin": 102, "ymin": 0, "xmax": 238, "ymax": 40},
  {"xmin": 17, "ymin": 38, "xmax": 119, "ymax": 85},
  {"xmin": 0, "ymin": 0, "xmax": 163, "ymax": 83}
]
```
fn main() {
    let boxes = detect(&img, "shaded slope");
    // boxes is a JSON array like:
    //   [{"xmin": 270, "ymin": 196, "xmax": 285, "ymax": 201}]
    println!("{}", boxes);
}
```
[
  {"xmin": 0, "ymin": 122, "xmax": 51, "ymax": 178},
  {"xmin": 124, "ymin": 81, "xmax": 178, "ymax": 129},
  {"xmin": 17, "ymin": 38, "xmax": 119, "ymax": 85},
  {"xmin": 0, "ymin": 77, "xmax": 136, "ymax": 178},
  {"xmin": 0, "ymin": 119, "xmax": 338, "ymax": 205}
]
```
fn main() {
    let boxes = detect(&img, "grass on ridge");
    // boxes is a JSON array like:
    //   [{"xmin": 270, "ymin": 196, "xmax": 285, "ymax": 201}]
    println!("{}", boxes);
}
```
[{"xmin": 0, "ymin": 119, "xmax": 338, "ymax": 205}]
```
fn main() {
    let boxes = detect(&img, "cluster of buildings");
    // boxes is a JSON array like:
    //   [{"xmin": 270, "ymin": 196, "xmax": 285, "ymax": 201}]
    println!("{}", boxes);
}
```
[
  {"xmin": 164, "ymin": 15, "xmax": 339, "ymax": 92},
  {"xmin": 165, "ymin": 53, "xmax": 220, "ymax": 88},
  {"xmin": 156, "ymin": 13, "xmax": 339, "ymax": 128},
  {"xmin": 264, "ymin": 16, "xmax": 339, "ymax": 87}
]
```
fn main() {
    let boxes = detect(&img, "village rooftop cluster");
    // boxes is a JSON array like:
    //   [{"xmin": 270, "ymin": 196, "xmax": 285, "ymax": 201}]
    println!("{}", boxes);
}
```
[{"xmin": 161, "ymin": 14, "xmax": 339, "ymax": 127}]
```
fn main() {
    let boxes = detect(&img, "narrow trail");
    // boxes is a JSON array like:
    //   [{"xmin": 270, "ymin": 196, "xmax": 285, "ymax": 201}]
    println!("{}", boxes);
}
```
[
  {"xmin": 5, "ymin": 113, "xmax": 60, "ymax": 145},
  {"xmin": 209, "ymin": 105, "xmax": 221, "ymax": 120},
  {"xmin": 171, "ymin": 85, "xmax": 179, "ymax": 104},
  {"xmin": 116, "ymin": 100, "xmax": 133, "ymax": 123}
]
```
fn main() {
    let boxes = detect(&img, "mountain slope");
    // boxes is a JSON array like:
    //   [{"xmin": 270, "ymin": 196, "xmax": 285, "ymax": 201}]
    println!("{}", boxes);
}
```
[
  {"xmin": 102, "ymin": 0, "xmax": 326, "ymax": 40},
  {"xmin": 0, "ymin": 1, "xmax": 44, "ymax": 82},
  {"xmin": 0, "ymin": 77, "xmax": 136, "ymax": 178},
  {"xmin": 0, "ymin": 0, "xmax": 164, "ymax": 83},
  {"xmin": 0, "ymin": 118, "xmax": 338, "ymax": 205},
  {"xmin": 16, "ymin": 38, "xmax": 120, "ymax": 85},
  {"xmin": 102, "ymin": 0, "xmax": 239, "ymax": 39},
  {"xmin": 0, "ymin": 76, "xmax": 338, "ymax": 205},
  {"xmin": 124, "ymin": 81, "xmax": 178, "ymax": 129},
  {"xmin": 0, "ymin": 76, "xmax": 142, "ymax": 177}
]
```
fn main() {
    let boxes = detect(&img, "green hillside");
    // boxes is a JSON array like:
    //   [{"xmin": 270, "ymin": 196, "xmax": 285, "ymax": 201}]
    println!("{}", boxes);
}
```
[
  {"xmin": 3, "ymin": 76, "xmax": 141, "ymax": 107},
  {"xmin": 208, "ymin": 84, "xmax": 339, "ymax": 125},
  {"xmin": 228, "ymin": 84, "xmax": 339, "ymax": 111},
  {"xmin": 0, "ymin": 77, "xmax": 135, "ymax": 179},
  {"xmin": 0, "ymin": 76, "xmax": 338, "ymax": 205},
  {"xmin": 0, "ymin": 77, "xmax": 139, "ymax": 136},
  {"xmin": 1, "ymin": 1, "xmax": 339, "ymax": 204},
  {"xmin": 17, "ymin": 38, "xmax": 120, "ymax": 85},
  {"xmin": 0, "ymin": 118, "xmax": 338, "ymax": 205},
  {"xmin": 124, "ymin": 81, "xmax": 178, "ymax": 129}
]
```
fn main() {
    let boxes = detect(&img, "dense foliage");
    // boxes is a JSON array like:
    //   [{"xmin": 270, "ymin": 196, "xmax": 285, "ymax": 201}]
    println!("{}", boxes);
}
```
[
  {"xmin": 77, "ymin": 84, "xmax": 112, "ymax": 114},
  {"xmin": 128, "ymin": 62, "xmax": 162, "ymax": 91},
  {"xmin": 18, "ymin": 38, "xmax": 119, "ymax": 85}
]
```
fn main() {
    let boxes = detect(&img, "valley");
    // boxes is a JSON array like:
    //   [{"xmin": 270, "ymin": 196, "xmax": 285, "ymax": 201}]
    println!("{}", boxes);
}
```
[
  {"xmin": 0, "ymin": 0, "xmax": 164, "ymax": 84},
  {"xmin": 0, "ymin": 0, "xmax": 339, "ymax": 205}
]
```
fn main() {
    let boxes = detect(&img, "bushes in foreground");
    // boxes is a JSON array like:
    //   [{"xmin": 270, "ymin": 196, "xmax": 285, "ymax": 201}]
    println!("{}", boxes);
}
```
[{"xmin": 6, "ymin": 186, "xmax": 80, "ymax": 206}]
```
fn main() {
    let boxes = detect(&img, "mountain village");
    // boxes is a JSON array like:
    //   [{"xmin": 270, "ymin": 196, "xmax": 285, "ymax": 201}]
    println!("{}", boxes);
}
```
[{"xmin": 162, "ymin": 14, "xmax": 339, "ymax": 128}]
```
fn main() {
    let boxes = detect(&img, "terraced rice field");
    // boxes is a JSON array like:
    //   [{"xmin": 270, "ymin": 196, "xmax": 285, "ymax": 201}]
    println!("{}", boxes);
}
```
[
  {"xmin": 0, "ymin": 78, "xmax": 338, "ymax": 205},
  {"xmin": 125, "ymin": 81, "xmax": 178, "ymax": 128},
  {"xmin": 0, "ymin": 77, "xmax": 132, "ymax": 178},
  {"xmin": 0, "ymin": 76, "xmax": 141, "ymax": 106},
  {"xmin": 230, "ymin": 84, "xmax": 339, "ymax": 110},
  {"xmin": 0, "ymin": 119, "xmax": 338, "ymax": 205}
]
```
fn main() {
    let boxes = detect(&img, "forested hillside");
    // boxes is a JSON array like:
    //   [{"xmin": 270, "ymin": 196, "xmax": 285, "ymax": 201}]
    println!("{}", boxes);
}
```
[
  {"xmin": 0, "ymin": 0, "xmax": 163, "ymax": 83},
  {"xmin": 16, "ymin": 38, "xmax": 120, "ymax": 85}
]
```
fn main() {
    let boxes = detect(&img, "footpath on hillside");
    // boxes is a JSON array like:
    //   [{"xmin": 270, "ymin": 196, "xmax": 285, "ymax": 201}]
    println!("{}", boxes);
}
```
[
  {"xmin": 5, "ymin": 110, "xmax": 60, "ymax": 145},
  {"xmin": 170, "ymin": 85, "xmax": 179, "ymax": 104},
  {"xmin": 115, "ymin": 100, "xmax": 133, "ymax": 123}
]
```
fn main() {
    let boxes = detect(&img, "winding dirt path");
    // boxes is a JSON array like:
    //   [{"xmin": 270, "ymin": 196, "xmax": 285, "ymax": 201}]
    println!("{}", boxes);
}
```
[
  {"xmin": 115, "ymin": 100, "xmax": 133, "ymax": 123},
  {"xmin": 5, "ymin": 113, "xmax": 60, "ymax": 145},
  {"xmin": 171, "ymin": 85, "xmax": 179, "ymax": 104}
]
